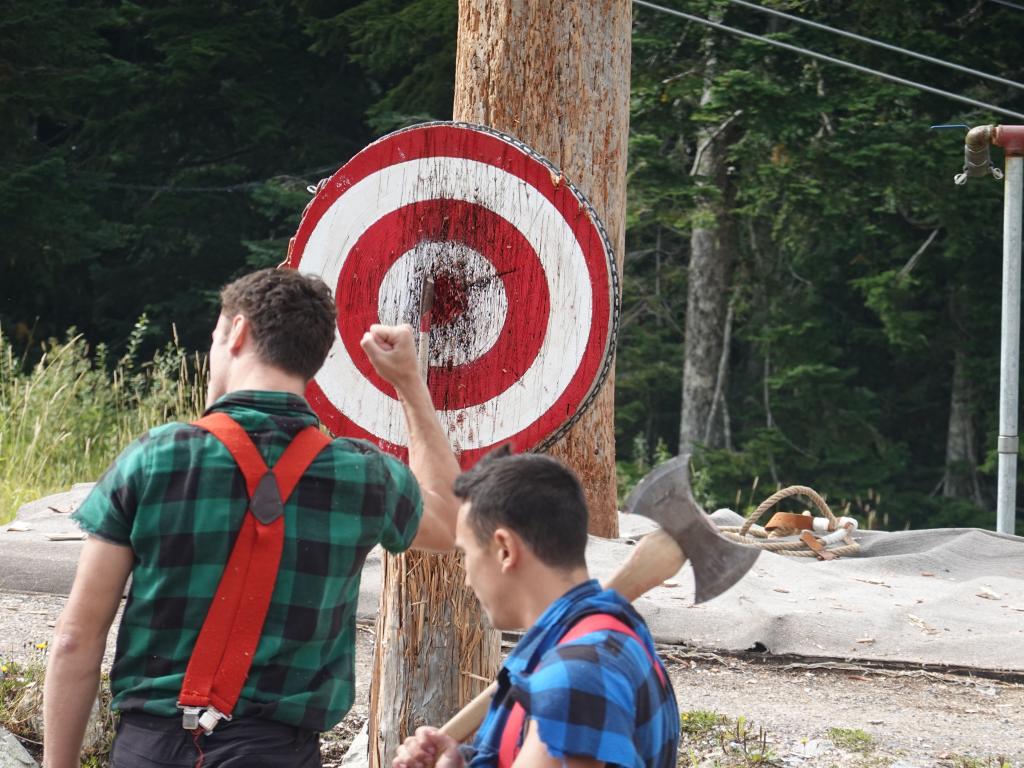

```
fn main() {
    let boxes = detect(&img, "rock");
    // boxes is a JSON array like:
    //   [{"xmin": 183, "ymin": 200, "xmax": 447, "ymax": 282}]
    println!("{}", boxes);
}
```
[
  {"xmin": 790, "ymin": 739, "xmax": 832, "ymax": 758},
  {"xmin": 339, "ymin": 723, "xmax": 368, "ymax": 768},
  {"xmin": 0, "ymin": 485, "xmax": 95, "ymax": 595},
  {"xmin": 0, "ymin": 726, "xmax": 36, "ymax": 768}
]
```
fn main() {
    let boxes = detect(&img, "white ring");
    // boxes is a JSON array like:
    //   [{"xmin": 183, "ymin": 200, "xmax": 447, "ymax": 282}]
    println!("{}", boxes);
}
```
[
  {"xmin": 377, "ymin": 241, "xmax": 508, "ymax": 368},
  {"xmin": 300, "ymin": 156, "xmax": 592, "ymax": 449}
]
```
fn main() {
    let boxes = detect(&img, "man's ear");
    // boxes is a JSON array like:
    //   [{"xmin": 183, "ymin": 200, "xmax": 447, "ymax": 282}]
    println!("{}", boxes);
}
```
[
  {"xmin": 492, "ymin": 528, "xmax": 520, "ymax": 573},
  {"xmin": 227, "ymin": 314, "xmax": 250, "ymax": 353}
]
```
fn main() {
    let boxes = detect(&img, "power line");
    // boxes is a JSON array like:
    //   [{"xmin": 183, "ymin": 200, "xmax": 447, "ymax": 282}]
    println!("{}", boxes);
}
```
[
  {"xmin": 988, "ymin": 0, "xmax": 1024, "ymax": 12},
  {"xmin": 728, "ymin": 0, "xmax": 1024, "ymax": 92},
  {"xmin": 632, "ymin": 0, "xmax": 1024, "ymax": 122}
]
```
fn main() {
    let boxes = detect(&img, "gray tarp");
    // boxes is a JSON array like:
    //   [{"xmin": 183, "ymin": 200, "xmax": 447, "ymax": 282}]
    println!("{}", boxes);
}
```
[
  {"xmin": 597, "ymin": 510, "xmax": 1024, "ymax": 673},
  {"xmin": 4, "ymin": 490, "xmax": 1023, "ymax": 673}
]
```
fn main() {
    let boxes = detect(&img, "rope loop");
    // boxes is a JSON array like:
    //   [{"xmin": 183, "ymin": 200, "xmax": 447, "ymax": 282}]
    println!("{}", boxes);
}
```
[{"xmin": 739, "ymin": 485, "xmax": 837, "ymax": 537}]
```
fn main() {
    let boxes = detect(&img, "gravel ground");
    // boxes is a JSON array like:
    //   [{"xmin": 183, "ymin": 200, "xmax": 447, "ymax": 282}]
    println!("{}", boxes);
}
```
[{"xmin": 3, "ymin": 590, "xmax": 1021, "ymax": 767}]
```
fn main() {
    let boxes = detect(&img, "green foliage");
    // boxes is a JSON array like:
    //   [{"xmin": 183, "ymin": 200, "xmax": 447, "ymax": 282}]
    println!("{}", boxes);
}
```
[
  {"xmin": 4, "ymin": 0, "xmax": 1024, "ymax": 533},
  {"xmin": 621, "ymin": 1, "xmax": 1024, "ymax": 530},
  {"xmin": 0, "ymin": 321, "xmax": 206, "ymax": 524},
  {"xmin": 826, "ymin": 726, "xmax": 875, "ymax": 753},
  {"xmin": 680, "ymin": 709, "xmax": 726, "ymax": 736}
]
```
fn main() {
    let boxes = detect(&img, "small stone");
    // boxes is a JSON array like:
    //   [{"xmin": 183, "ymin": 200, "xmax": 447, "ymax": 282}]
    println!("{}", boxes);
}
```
[{"xmin": 0, "ymin": 726, "xmax": 37, "ymax": 767}]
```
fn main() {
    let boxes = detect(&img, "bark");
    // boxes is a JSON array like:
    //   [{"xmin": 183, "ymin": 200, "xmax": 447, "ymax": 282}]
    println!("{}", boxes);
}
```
[
  {"xmin": 452, "ymin": 0, "xmax": 631, "ymax": 538},
  {"xmin": 367, "ymin": 3, "xmax": 631, "ymax": 761},
  {"xmin": 942, "ymin": 344, "xmax": 984, "ymax": 505},
  {"xmin": 368, "ymin": 550, "xmax": 500, "ymax": 766},
  {"xmin": 678, "ymin": 26, "xmax": 737, "ymax": 458}
]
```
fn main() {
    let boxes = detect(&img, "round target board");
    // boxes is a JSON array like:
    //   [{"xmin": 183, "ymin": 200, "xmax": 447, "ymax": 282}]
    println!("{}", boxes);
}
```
[{"xmin": 285, "ymin": 122, "xmax": 619, "ymax": 468}]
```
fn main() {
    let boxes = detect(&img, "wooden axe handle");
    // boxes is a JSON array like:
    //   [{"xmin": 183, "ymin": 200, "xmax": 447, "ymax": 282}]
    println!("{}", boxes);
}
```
[{"xmin": 438, "ymin": 529, "xmax": 686, "ymax": 741}]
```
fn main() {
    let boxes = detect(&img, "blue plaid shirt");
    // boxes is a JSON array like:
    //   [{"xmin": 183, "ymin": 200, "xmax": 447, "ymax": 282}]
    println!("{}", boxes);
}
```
[{"xmin": 468, "ymin": 580, "xmax": 679, "ymax": 768}]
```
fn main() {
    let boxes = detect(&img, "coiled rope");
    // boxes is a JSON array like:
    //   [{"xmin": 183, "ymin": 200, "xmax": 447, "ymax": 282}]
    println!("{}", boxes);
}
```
[{"xmin": 719, "ymin": 485, "xmax": 860, "ymax": 558}]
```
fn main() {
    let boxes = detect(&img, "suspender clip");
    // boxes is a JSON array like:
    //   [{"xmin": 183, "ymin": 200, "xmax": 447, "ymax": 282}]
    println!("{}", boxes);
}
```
[
  {"xmin": 178, "ymin": 704, "xmax": 231, "ymax": 734},
  {"xmin": 198, "ymin": 706, "xmax": 231, "ymax": 734},
  {"xmin": 179, "ymin": 706, "xmax": 202, "ymax": 731}
]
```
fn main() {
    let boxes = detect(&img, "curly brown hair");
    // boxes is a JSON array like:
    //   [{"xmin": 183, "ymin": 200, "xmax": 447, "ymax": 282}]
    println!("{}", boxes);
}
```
[{"xmin": 219, "ymin": 268, "xmax": 337, "ymax": 380}]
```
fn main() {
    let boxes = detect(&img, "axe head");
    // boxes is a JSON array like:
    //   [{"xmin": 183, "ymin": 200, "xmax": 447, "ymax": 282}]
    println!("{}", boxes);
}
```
[{"xmin": 624, "ymin": 454, "xmax": 759, "ymax": 604}]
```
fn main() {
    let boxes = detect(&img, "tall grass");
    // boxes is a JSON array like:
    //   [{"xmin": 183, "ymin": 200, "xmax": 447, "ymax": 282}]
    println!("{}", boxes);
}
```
[{"xmin": 0, "ymin": 317, "xmax": 206, "ymax": 525}]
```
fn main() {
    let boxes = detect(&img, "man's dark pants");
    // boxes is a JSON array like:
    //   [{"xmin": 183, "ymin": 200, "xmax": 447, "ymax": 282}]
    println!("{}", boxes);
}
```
[{"xmin": 111, "ymin": 712, "xmax": 321, "ymax": 767}]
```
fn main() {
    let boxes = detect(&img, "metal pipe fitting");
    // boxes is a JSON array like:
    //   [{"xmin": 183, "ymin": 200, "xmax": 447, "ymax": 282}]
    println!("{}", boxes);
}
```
[{"xmin": 955, "ymin": 125, "xmax": 1003, "ymax": 184}]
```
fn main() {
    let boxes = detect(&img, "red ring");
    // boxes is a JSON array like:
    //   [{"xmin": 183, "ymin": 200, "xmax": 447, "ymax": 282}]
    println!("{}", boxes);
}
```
[{"xmin": 335, "ymin": 199, "xmax": 549, "ymax": 410}]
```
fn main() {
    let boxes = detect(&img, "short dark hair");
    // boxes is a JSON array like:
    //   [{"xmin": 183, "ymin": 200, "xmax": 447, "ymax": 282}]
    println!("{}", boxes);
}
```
[
  {"xmin": 453, "ymin": 447, "xmax": 589, "ymax": 569},
  {"xmin": 219, "ymin": 268, "xmax": 337, "ymax": 380}
]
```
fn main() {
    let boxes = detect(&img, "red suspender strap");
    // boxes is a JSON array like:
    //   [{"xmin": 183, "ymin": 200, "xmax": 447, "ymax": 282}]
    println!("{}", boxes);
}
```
[
  {"xmin": 497, "ymin": 614, "xmax": 667, "ymax": 768},
  {"xmin": 177, "ymin": 412, "xmax": 330, "ymax": 729}
]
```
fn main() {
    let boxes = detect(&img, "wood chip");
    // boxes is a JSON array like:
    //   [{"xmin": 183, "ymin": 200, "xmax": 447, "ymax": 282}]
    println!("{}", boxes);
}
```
[
  {"xmin": 853, "ymin": 577, "xmax": 892, "ymax": 588},
  {"xmin": 4, "ymin": 521, "xmax": 32, "ymax": 532},
  {"xmin": 977, "ymin": 586, "xmax": 1001, "ymax": 600},
  {"xmin": 855, "ymin": 637, "xmax": 876, "ymax": 644},
  {"xmin": 661, "ymin": 580, "xmax": 680, "ymax": 588},
  {"xmin": 920, "ymin": 571, "xmax": 935, "ymax": 577},
  {"xmin": 44, "ymin": 532, "xmax": 87, "ymax": 541},
  {"xmin": 773, "ymin": 587, "xmax": 790, "ymax": 593},
  {"xmin": 907, "ymin": 613, "xmax": 940, "ymax": 635}
]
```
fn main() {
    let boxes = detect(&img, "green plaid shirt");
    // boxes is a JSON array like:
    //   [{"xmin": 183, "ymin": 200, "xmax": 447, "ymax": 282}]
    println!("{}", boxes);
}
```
[{"xmin": 73, "ymin": 390, "xmax": 422, "ymax": 731}]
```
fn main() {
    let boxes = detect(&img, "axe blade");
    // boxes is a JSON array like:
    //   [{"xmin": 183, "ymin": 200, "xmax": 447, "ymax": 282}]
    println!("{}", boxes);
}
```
[{"xmin": 624, "ymin": 454, "xmax": 759, "ymax": 604}]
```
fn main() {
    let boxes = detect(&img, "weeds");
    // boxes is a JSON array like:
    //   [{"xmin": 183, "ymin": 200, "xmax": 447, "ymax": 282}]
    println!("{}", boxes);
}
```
[
  {"xmin": 677, "ymin": 710, "xmax": 779, "ymax": 767},
  {"xmin": 680, "ymin": 709, "xmax": 726, "ymax": 737},
  {"xmin": 1, "ymin": 644, "xmax": 116, "ymax": 765},
  {"xmin": 0, "ymin": 319, "xmax": 206, "ymax": 525},
  {"xmin": 718, "ymin": 715, "xmax": 777, "ymax": 766},
  {"xmin": 942, "ymin": 757, "xmax": 1014, "ymax": 768},
  {"xmin": 827, "ymin": 726, "xmax": 875, "ymax": 753}
]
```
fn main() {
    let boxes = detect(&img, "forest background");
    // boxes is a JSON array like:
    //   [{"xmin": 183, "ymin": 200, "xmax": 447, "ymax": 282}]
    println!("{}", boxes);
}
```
[{"xmin": 2, "ymin": 0, "xmax": 1023, "ymax": 534}]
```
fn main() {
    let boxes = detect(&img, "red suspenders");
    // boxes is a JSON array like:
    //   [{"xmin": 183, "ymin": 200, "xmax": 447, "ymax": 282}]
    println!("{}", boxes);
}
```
[
  {"xmin": 176, "ymin": 412, "xmax": 331, "ymax": 733},
  {"xmin": 497, "ymin": 614, "xmax": 667, "ymax": 768}
]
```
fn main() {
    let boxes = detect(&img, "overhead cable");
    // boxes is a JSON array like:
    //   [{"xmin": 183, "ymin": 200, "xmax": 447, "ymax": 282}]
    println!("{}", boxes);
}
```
[
  {"xmin": 632, "ymin": 0, "xmax": 1024, "ymax": 122},
  {"xmin": 988, "ymin": 0, "xmax": 1024, "ymax": 11},
  {"xmin": 728, "ymin": 0, "xmax": 1024, "ymax": 92}
]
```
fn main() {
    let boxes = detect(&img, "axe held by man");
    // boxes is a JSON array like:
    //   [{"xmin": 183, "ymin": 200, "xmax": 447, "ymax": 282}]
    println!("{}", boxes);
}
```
[{"xmin": 392, "ymin": 450, "xmax": 760, "ymax": 768}]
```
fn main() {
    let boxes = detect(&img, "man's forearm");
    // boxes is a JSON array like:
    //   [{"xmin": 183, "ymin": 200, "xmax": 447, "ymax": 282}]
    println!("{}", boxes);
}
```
[
  {"xmin": 396, "ymin": 375, "xmax": 460, "ymax": 549},
  {"xmin": 42, "ymin": 628, "xmax": 105, "ymax": 768}
]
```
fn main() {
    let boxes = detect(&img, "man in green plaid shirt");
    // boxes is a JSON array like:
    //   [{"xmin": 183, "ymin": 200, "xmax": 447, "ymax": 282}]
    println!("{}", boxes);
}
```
[{"xmin": 41, "ymin": 269, "xmax": 461, "ymax": 768}]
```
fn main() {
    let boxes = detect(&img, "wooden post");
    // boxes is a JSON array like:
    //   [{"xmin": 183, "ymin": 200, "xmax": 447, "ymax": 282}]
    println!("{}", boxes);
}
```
[
  {"xmin": 453, "ymin": 0, "xmax": 631, "ymax": 537},
  {"xmin": 367, "ymin": 548, "xmax": 499, "ymax": 765},
  {"xmin": 367, "ymin": 3, "xmax": 630, "ymax": 762}
]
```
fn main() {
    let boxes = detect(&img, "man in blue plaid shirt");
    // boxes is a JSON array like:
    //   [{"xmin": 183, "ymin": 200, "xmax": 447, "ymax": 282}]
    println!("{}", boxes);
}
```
[{"xmin": 393, "ymin": 450, "xmax": 680, "ymax": 768}]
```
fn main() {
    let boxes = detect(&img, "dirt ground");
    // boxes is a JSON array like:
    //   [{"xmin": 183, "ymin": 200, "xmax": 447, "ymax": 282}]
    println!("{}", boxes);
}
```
[{"xmin": 2, "ymin": 590, "xmax": 1021, "ymax": 768}]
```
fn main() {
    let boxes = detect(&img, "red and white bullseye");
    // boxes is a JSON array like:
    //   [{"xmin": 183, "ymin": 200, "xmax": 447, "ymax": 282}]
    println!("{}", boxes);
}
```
[{"xmin": 287, "ymin": 123, "xmax": 616, "ymax": 466}]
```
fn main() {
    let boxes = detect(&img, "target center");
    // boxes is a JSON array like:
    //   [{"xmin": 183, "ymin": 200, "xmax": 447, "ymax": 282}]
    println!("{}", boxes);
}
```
[
  {"xmin": 378, "ymin": 241, "xmax": 508, "ymax": 367},
  {"xmin": 431, "ymin": 271, "xmax": 470, "ymax": 326}
]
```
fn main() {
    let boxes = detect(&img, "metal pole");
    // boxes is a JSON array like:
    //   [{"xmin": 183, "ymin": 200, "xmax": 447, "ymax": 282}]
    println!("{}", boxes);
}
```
[{"xmin": 997, "ymin": 154, "xmax": 1023, "ymax": 535}]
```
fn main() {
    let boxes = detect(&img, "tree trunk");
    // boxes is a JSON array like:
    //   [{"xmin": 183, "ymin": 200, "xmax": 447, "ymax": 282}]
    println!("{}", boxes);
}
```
[
  {"xmin": 678, "ymin": 26, "xmax": 736, "ymax": 458},
  {"xmin": 942, "ymin": 344, "xmax": 984, "ymax": 505},
  {"xmin": 367, "ymin": 549, "xmax": 499, "ymax": 766},
  {"xmin": 452, "ymin": 0, "xmax": 631, "ymax": 538},
  {"xmin": 367, "ymin": 3, "xmax": 630, "ymax": 762}
]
